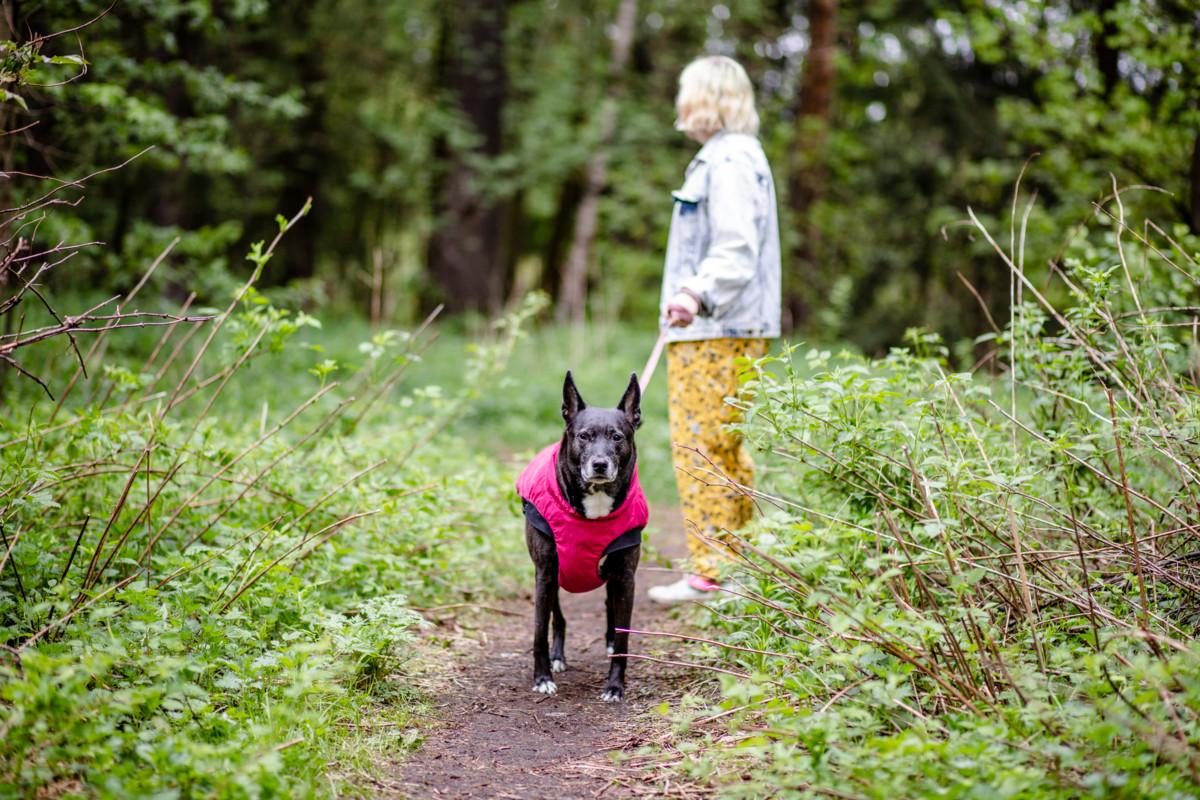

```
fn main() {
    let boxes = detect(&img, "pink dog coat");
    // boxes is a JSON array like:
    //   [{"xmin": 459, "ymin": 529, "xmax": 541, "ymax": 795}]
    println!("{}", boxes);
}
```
[{"xmin": 516, "ymin": 442, "xmax": 648, "ymax": 593}]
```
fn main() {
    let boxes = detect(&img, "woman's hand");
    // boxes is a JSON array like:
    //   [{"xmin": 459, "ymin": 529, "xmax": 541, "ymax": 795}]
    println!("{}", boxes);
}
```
[{"xmin": 666, "ymin": 290, "xmax": 701, "ymax": 327}]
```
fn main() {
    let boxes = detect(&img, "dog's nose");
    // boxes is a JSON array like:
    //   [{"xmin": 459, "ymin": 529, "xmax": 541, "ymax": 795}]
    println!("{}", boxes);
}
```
[{"xmin": 589, "ymin": 458, "xmax": 613, "ymax": 477}]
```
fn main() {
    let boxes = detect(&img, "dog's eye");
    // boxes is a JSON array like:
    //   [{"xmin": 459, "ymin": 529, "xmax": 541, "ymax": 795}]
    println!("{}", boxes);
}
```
[
  {"xmin": 611, "ymin": 432, "xmax": 624, "ymax": 442},
  {"xmin": 577, "ymin": 431, "xmax": 592, "ymax": 441}
]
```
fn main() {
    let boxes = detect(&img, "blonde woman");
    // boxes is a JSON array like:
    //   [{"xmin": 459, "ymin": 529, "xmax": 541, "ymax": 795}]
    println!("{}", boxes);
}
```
[{"xmin": 648, "ymin": 55, "xmax": 781, "ymax": 605}]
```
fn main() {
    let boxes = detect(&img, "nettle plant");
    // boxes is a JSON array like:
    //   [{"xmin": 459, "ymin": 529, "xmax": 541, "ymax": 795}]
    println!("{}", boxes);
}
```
[{"xmin": 675, "ymin": 193, "xmax": 1200, "ymax": 797}]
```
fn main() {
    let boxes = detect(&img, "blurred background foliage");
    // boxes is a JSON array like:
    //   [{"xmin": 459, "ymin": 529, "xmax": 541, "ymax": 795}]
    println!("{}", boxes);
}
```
[{"xmin": 2, "ymin": 0, "xmax": 1197, "ymax": 352}]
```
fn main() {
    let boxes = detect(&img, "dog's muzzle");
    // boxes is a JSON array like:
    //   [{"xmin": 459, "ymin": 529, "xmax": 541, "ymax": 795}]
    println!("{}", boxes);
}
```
[{"xmin": 584, "ymin": 459, "xmax": 616, "ymax": 484}]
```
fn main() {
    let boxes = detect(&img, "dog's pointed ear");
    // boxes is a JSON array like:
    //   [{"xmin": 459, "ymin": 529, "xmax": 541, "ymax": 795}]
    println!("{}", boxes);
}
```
[
  {"xmin": 619, "ymin": 372, "xmax": 641, "ymax": 429},
  {"xmin": 562, "ymin": 371, "xmax": 586, "ymax": 423}
]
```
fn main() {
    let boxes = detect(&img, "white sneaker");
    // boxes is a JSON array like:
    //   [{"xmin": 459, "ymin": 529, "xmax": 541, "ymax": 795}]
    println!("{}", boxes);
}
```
[{"xmin": 647, "ymin": 576, "xmax": 720, "ymax": 605}]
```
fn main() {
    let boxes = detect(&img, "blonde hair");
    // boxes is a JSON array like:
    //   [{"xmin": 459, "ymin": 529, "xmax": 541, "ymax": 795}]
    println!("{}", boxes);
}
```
[{"xmin": 675, "ymin": 55, "xmax": 760, "ymax": 137}]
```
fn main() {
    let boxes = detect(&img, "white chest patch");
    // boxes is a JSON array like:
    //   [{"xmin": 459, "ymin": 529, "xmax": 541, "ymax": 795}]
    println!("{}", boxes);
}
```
[{"xmin": 582, "ymin": 490, "xmax": 614, "ymax": 519}]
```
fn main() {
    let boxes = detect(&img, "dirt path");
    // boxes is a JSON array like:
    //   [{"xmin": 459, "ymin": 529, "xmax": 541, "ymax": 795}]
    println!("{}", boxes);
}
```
[{"xmin": 385, "ymin": 506, "xmax": 707, "ymax": 799}]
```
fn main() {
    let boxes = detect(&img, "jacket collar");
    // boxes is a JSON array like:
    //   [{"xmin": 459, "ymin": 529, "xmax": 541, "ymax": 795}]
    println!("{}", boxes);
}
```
[
  {"xmin": 693, "ymin": 130, "xmax": 730, "ymax": 163},
  {"xmin": 686, "ymin": 131, "xmax": 762, "ymax": 176},
  {"xmin": 694, "ymin": 130, "xmax": 762, "ymax": 161}
]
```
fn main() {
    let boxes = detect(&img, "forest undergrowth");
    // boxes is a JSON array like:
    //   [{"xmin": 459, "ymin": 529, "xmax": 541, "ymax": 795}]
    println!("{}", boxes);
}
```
[
  {"xmin": 0, "ymin": 198, "xmax": 550, "ymax": 795},
  {"xmin": 656, "ymin": 188, "xmax": 1200, "ymax": 798}
]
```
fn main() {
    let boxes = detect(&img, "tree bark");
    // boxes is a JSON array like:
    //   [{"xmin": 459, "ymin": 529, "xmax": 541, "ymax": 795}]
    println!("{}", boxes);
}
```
[
  {"xmin": 1191, "ymin": 131, "xmax": 1200, "ymax": 235},
  {"xmin": 1095, "ymin": 0, "xmax": 1120, "ymax": 99},
  {"xmin": 555, "ymin": 0, "xmax": 637, "ymax": 324},
  {"xmin": 541, "ymin": 175, "xmax": 584, "ymax": 298},
  {"xmin": 786, "ymin": 0, "xmax": 838, "ymax": 330},
  {"xmin": 427, "ymin": 0, "xmax": 509, "ymax": 315},
  {"xmin": 0, "ymin": 2, "xmax": 23, "ymax": 368}
]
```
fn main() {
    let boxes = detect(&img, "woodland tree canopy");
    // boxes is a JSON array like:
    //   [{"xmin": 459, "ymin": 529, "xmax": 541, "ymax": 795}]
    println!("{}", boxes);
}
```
[{"xmin": 2, "ymin": 0, "xmax": 1197, "ymax": 351}]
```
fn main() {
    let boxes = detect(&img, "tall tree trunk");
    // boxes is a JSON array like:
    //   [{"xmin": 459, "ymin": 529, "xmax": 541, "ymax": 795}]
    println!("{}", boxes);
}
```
[
  {"xmin": 0, "ymin": 0, "xmax": 21, "ymax": 239},
  {"xmin": 0, "ymin": 1, "xmax": 31, "ymax": 399},
  {"xmin": 786, "ymin": 0, "xmax": 838, "ymax": 330},
  {"xmin": 0, "ymin": 2, "xmax": 17, "ymax": 401},
  {"xmin": 1190, "ymin": 132, "xmax": 1200, "ymax": 235},
  {"xmin": 555, "ymin": 0, "xmax": 637, "ymax": 324},
  {"xmin": 1095, "ymin": 0, "xmax": 1120, "ymax": 99},
  {"xmin": 541, "ymin": 175, "xmax": 584, "ymax": 298},
  {"xmin": 276, "ymin": 7, "xmax": 324, "ymax": 282},
  {"xmin": 428, "ymin": 0, "xmax": 509, "ymax": 315}
]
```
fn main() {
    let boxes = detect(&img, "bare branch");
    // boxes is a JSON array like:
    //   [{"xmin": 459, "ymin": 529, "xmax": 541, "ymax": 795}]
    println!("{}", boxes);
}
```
[
  {"xmin": 27, "ymin": 1, "xmax": 116, "ymax": 45},
  {"xmin": 0, "ymin": 351, "xmax": 52, "ymax": 398}
]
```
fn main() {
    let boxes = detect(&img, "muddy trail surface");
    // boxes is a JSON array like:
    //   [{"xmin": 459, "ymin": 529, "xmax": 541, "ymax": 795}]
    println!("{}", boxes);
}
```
[{"xmin": 387, "ymin": 506, "xmax": 712, "ymax": 799}]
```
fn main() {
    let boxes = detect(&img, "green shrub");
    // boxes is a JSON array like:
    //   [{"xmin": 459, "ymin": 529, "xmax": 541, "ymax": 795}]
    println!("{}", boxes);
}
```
[
  {"xmin": 0, "ymin": 214, "xmax": 544, "ymax": 795},
  {"xmin": 682, "ymin": 200, "xmax": 1200, "ymax": 798}
]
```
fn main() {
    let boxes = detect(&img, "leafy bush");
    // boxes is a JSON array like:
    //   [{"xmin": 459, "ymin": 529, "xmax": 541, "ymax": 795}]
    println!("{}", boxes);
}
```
[
  {"xmin": 0, "ymin": 209, "xmax": 544, "ymax": 795},
  {"xmin": 678, "ymin": 197, "xmax": 1200, "ymax": 798}
]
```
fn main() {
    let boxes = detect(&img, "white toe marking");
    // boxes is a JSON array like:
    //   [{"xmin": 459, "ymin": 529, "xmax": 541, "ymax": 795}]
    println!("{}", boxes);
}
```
[
  {"xmin": 606, "ymin": 645, "xmax": 614, "ymax": 656},
  {"xmin": 582, "ymin": 490, "xmax": 614, "ymax": 519},
  {"xmin": 551, "ymin": 659, "xmax": 566, "ymax": 673},
  {"xmin": 532, "ymin": 680, "xmax": 557, "ymax": 695},
  {"xmin": 600, "ymin": 689, "xmax": 623, "ymax": 703}
]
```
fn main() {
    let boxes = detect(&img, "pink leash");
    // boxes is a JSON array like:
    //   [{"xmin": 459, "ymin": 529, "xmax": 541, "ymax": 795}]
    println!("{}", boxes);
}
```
[{"xmin": 639, "ymin": 330, "xmax": 668, "ymax": 394}]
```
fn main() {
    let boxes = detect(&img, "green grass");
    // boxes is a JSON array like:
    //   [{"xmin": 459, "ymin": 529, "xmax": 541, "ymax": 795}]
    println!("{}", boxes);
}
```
[
  {"xmin": 397, "ymin": 320, "xmax": 677, "ymax": 503},
  {"xmin": 305, "ymin": 316, "xmax": 674, "ymax": 496}
]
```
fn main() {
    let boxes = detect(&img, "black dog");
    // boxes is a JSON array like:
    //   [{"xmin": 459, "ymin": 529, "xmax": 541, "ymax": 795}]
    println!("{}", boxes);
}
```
[{"xmin": 516, "ymin": 371, "xmax": 646, "ymax": 702}]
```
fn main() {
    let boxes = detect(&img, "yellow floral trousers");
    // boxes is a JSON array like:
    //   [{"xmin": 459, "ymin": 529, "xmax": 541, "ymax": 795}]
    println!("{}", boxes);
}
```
[{"xmin": 666, "ymin": 337, "xmax": 767, "ymax": 580}]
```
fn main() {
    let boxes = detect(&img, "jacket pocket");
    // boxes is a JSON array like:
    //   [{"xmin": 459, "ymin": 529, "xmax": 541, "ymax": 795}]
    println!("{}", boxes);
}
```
[
  {"xmin": 670, "ymin": 165, "xmax": 708, "ymax": 266},
  {"xmin": 671, "ymin": 162, "xmax": 708, "ymax": 206}
]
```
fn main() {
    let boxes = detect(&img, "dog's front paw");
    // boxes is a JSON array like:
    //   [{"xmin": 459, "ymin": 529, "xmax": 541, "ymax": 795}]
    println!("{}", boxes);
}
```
[
  {"xmin": 532, "ymin": 676, "xmax": 558, "ymax": 695},
  {"xmin": 551, "ymin": 658, "xmax": 567, "ymax": 673},
  {"xmin": 600, "ymin": 685, "xmax": 624, "ymax": 703}
]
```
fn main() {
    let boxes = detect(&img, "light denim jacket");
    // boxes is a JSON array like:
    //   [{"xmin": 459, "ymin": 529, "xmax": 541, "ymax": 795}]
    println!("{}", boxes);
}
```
[{"xmin": 659, "ymin": 131, "xmax": 781, "ymax": 342}]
